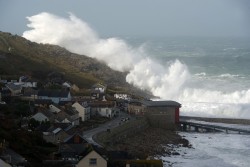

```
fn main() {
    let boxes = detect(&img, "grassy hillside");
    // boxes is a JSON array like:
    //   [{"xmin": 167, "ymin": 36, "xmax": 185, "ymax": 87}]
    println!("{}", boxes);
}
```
[{"xmin": 0, "ymin": 31, "xmax": 150, "ymax": 97}]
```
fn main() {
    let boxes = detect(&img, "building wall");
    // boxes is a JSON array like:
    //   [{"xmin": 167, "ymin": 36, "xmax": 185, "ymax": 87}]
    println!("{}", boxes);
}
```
[
  {"xmin": 95, "ymin": 118, "xmax": 149, "ymax": 146},
  {"xmin": 76, "ymin": 150, "xmax": 107, "ymax": 167},
  {"xmin": 98, "ymin": 108, "xmax": 114, "ymax": 118},
  {"xmin": 0, "ymin": 159, "xmax": 12, "ymax": 167},
  {"xmin": 128, "ymin": 104, "xmax": 144, "ymax": 115},
  {"xmin": 72, "ymin": 103, "xmax": 90, "ymax": 121},
  {"xmin": 145, "ymin": 106, "xmax": 177, "ymax": 130}
]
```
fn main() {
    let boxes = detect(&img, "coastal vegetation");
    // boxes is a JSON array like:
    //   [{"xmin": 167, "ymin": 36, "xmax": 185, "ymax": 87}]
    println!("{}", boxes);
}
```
[{"xmin": 0, "ymin": 31, "xmax": 149, "ymax": 97}]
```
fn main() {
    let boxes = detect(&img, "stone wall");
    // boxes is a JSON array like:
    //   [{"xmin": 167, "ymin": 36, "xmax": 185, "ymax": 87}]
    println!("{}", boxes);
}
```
[{"xmin": 94, "ymin": 117, "xmax": 149, "ymax": 148}]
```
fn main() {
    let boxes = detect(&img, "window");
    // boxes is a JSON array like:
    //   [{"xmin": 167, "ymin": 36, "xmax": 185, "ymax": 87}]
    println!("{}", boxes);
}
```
[{"xmin": 89, "ymin": 158, "xmax": 97, "ymax": 165}]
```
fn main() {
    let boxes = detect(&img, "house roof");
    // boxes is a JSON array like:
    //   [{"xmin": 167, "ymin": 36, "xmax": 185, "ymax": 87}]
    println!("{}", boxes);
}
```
[
  {"xmin": 35, "ymin": 108, "xmax": 54, "ymax": 119},
  {"xmin": 19, "ymin": 76, "xmax": 30, "ymax": 82},
  {"xmin": 55, "ymin": 111, "xmax": 68, "ymax": 122},
  {"xmin": 6, "ymin": 83, "xmax": 22, "ymax": 91},
  {"xmin": 63, "ymin": 133, "xmax": 88, "ymax": 144},
  {"xmin": 50, "ymin": 123, "xmax": 72, "ymax": 131},
  {"xmin": 5, "ymin": 148, "xmax": 26, "ymax": 166},
  {"xmin": 38, "ymin": 89, "xmax": 70, "ymax": 98},
  {"xmin": 79, "ymin": 145, "xmax": 108, "ymax": 161},
  {"xmin": 142, "ymin": 100, "xmax": 181, "ymax": 107},
  {"xmin": 64, "ymin": 107, "xmax": 78, "ymax": 116}
]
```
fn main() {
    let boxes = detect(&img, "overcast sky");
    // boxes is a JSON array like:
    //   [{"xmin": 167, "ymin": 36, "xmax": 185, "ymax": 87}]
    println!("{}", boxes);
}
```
[{"xmin": 0, "ymin": 0, "xmax": 249, "ymax": 37}]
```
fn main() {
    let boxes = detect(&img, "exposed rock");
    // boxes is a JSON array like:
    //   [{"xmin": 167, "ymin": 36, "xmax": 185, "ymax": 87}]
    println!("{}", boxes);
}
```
[{"xmin": 110, "ymin": 128, "xmax": 190, "ymax": 159}]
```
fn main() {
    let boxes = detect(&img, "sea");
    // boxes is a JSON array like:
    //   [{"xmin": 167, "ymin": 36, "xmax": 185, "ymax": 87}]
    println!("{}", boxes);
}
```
[
  {"xmin": 125, "ymin": 36, "xmax": 250, "ymax": 119},
  {"xmin": 124, "ymin": 36, "xmax": 250, "ymax": 167},
  {"xmin": 22, "ymin": 13, "xmax": 250, "ymax": 167}
]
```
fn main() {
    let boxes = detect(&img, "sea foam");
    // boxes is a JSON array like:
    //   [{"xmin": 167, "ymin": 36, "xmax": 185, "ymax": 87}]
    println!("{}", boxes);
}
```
[{"xmin": 23, "ymin": 12, "xmax": 250, "ymax": 119}]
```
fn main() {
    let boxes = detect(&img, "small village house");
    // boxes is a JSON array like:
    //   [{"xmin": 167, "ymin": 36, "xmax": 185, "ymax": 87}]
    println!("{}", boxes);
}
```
[
  {"xmin": 37, "ymin": 89, "xmax": 71, "ymax": 104},
  {"xmin": 21, "ymin": 87, "xmax": 38, "ymax": 101},
  {"xmin": 89, "ymin": 101, "xmax": 117, "ymax": 118},
  {"xmin": 49, "ymin": 104, "xmax": 61, "ymax": 113},
  {"xmin": 114, "ymin": 93, "xmax": 131, "ymax": 101},
  {"xmin": 76, "ymin": 149, "xmax": 107, "ymax": 167},
  {"xmin": 72, "ymin": 102, "xmax": 90, "ymax": 122},
  {"xmin": 58, "ymin": 133, "xmax": 89, "ymax": 161},
  {"xmin": 19, "ymin": 76, "xmax": 37, "ymax": 88},
  {"xmin": 5, "ymin": 83, "xmax": 22, "ymax": 96},
  {"xmin": 31, "ymin": 109, "xmax": 55, "ymax": 123},
  {"xmin": 55, "ymin": 107, "xmax": 80, "ymax": 126},
  {"xmin": 91, "ymin": 83, "xmax": 107, "ymax": 100},
  {"xmin": 43, "ymin": 127, "xmax": 69, "ymax": 145}
]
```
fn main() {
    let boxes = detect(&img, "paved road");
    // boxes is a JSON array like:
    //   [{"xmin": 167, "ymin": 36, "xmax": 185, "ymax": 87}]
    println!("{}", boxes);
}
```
[{"xmin": 82, "ymin": 112, "xmax": 132, "ymax": 146}]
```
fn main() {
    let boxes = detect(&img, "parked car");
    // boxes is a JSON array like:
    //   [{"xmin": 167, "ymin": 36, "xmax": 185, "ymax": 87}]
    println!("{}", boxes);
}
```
[{"xmin": 121, "ymin": 117, "xmax": 126, "ymax": 121}]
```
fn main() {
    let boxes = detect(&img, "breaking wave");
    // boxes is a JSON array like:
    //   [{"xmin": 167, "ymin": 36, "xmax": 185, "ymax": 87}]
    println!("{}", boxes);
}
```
[{"xmin": 23, "ymin": 12, "xmax": 250, "ymax": 118}]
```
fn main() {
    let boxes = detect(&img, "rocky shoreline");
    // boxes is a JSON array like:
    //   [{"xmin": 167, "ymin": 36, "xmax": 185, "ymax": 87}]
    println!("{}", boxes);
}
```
[
  {"xmin": 105, "ymin": 117, "xmax": 250, "ymax": 160},
  {"xmin": 109, "ymin": 127, "xmax": 191, "ymax": 159}
]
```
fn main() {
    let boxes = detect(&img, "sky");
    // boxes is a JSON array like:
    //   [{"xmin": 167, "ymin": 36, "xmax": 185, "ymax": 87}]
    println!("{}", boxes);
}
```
[{"xmin": 0, "ymin": 0, "xmax": 250, "ymax": 38}]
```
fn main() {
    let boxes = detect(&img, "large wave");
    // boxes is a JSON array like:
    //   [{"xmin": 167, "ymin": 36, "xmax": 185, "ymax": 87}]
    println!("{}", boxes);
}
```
[{"xmin": 23, "ymin": 12, "xmax": 250, "ymax": 119}]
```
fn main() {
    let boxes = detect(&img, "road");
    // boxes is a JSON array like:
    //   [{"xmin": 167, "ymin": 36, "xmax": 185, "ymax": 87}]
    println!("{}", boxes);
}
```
[{"xmin": 82, "ymin": 111, "xmax": 132, "ymax": 146}]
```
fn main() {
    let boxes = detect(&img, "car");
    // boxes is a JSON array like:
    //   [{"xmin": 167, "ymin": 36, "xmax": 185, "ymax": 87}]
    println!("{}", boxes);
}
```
[{"xmin": 121, "ymin": 117, "xmax": 126, "ymax": 121}]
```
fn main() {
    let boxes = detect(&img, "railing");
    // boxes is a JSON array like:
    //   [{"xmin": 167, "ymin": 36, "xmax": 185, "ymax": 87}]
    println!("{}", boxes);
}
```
[{"xmin": 179, "ymin": 121, "xmax": 250, "ymax": 134}]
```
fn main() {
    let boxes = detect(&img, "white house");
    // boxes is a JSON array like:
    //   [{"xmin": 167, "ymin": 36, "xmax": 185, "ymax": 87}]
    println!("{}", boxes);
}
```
[
  {"xmin": 92, "ymin": 83, "xmax": 106, "ymax": 93},
  {"xmin": 72, "ymin": 102, "xmax": 90, "ymax": 122},
  {"xmin": 19, "ymin": 76, "xmax": 37, "ymax": 88},
  {"xmin": 0, "ymin": 159, "xmax": 11, "ymax": 167},
  {"xmin": 76, "ymin": 150, "xmax": 107, "ymax": 167},
  {"xmin": 89, "ymin": 101, "xmax": 116, "ymax": 118},
  {"xmin": 114, "ymin": 93, "xmax": 131, "ymax": 101}
]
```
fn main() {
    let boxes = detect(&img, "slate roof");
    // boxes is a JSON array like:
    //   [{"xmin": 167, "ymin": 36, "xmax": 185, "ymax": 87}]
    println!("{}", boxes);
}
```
[
  {"xmin": 6, "ymin": 83, "xmax": 22, "ymax": 91},
  {"xmin": 63, "ymin": 133, "xmax": 87, "ymax": 144},
  {"xmin": 64, "ymin": 107, "xmax": 78, "ymax": 116},
  {"xmin": 52, "ymin": 123, "xmax": 72, "ymax": 131},
  {"xmin": 38, "ymin": 90, "xmax": 69, "ymax": 98},
  {"xmin": 142, "ymin": 100, "xmax": 181, "ymax": 107}
]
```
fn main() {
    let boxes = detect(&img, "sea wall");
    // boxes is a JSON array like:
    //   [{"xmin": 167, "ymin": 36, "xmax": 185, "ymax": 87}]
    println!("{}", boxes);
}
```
[{"xmin": 94, "ymin": 117, "xmax": 149, "ymax": 148}]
